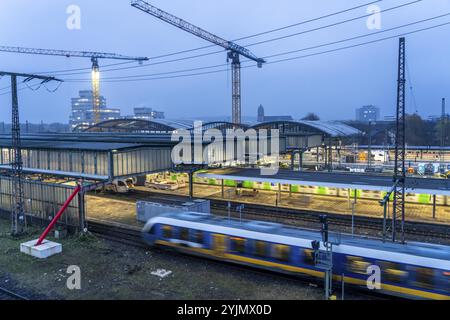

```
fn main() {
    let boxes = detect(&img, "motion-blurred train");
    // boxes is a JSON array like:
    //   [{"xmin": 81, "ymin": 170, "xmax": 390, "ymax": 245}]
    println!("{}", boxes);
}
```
[{"xmin": 142, "ymin": 212, "xmax": 450, "ymax": 300}]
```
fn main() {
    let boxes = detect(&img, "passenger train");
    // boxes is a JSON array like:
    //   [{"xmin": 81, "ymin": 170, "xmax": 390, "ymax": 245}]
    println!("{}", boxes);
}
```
[{"xmin": 142, "ymin": 212, "xmax": 450, "ymax": 299}]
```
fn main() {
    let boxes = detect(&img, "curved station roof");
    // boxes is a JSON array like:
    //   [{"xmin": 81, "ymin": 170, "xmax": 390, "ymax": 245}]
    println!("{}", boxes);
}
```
[{"xmin": 80, "ymin": 118, "xmax": 360, "ymax": 137}]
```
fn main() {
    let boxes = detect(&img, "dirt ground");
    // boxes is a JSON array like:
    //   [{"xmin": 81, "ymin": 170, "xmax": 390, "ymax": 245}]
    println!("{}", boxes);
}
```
[{"xmin": 0, "ymin": 218, "xmax": 345, "ymax": 300}]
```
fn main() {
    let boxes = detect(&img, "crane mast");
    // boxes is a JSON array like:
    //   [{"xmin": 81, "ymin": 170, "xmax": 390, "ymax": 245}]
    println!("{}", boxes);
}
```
[
  {"xmin": 131, "ymin": 0, "xmax": 265, "ymax": 124},
  {"xmin": 0, "ymin": 46, "xmax": 148, "ymax": 126}
]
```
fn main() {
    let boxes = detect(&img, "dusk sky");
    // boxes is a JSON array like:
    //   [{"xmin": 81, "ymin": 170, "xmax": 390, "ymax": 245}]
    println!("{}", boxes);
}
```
[{"xmin": 0, "ymin": 0, "xmax": 449, "ymax": 124}]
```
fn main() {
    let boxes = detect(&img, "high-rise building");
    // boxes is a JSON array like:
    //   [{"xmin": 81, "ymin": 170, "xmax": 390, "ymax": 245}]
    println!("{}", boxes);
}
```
[
  {"xmin": 133, "ymin": 106, "xmax": 165, "ymax": 120},
  {"xmin": 356, "ymin": 105, "xmax": 380, "ymax": 122},
  {"xmin": 69, "ymin": 90, "xmax": 121, "ymax": 129}
]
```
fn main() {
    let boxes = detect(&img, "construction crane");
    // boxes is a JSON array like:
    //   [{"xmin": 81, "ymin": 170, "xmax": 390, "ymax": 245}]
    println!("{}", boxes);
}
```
[
  {"xmin": 131, "ymin": 0, "xmax": 265, "ymax": 125},
  {"xmin": 0, "ymin": 46, "xmax": 148, "ymax": 125}
]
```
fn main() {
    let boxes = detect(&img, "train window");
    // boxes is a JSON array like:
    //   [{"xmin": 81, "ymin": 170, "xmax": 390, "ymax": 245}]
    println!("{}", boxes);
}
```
[
  {"xmin": 147, "ymin": 225, "xmax": 156, "ymax": 235},
  {"xmin": 346, "ymin": 256, "xmax": 370, "ymax": 275},
  {"xmin": 193, "ymin": 230, "xmax": 204, "ymax": 244},
  {"xmin": 438, "ymin": 272, "xmax": 450, "ymax": 292},
  {"xmin": 380, "ymin": 261, "xmax": 408, "ymax": 283},
  {"xmin": 272, "ymin": 244, "xmax": 290, "ymax": 262},
  {"xmin": 162, "ymin": 225, "xmax": 172, "ymax": 238},
  {"xmin": 254, "ymin": 241, "xmax": 267, "ymax": 257},
  {"xmin": 303, "ymin": 249, "xmax": 315, "ymax": 266},
  {"xmin": 178, "ymin": 228, "xmax": 189, "ymax": 241},
  {"xmin": 230, "ymin": 237, "xmax": 246, "ymax": 254},
  {"xmin": 414, "ymin": 267, "xmax": 435, "ymax": 290}
]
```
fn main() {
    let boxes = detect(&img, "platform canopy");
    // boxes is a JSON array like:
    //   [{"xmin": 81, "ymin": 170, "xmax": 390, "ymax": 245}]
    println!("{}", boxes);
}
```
[
  {"xmin": 250, "ymin": 120, "xmax": 360, "ymax": 138},
  {"xmin": 197, "ymin": 168, "xmax": 450, "ymax": 196},
  {"xmin": 0, "ymin": 136, "xmax": 173, "ymax": 180}
]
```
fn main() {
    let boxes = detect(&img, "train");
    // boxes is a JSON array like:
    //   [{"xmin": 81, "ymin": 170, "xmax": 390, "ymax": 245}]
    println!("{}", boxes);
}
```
[
  {"xmin": 145, "ymin": 172, "xmax": 449, "ymax": 205},
  {"xmin": 142, "ymin": 212, "xmax": 450, "ymax": 300},
  {"xmin": 191, "ymin": 175, "xmax": 449, "ymax": 205}
]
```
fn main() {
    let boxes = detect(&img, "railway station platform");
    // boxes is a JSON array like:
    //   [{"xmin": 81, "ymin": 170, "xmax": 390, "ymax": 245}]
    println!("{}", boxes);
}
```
[{"xmin": 84, "ymin": 183, "xmax": 450, "ymax": 229}]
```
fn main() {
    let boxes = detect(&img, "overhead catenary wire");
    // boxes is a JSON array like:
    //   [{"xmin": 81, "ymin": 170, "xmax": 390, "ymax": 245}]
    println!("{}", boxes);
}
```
[
  {"xmin": 28, "ymin": 0, "xmax": 422, "ymax": 79},
  {"xmin": 37, "ymin": 0, "xmax": 384, "ymax": 76},
  {"xmin": 4, "ymin": 19, "xmax": 446, "ymax": 90},
  {"xmin": 0, "ymin": 1, "xmax": 442, "ymax": 91},
  {"xmin": 0, "ymin": 79, "xmax": 60, "ymax": 96},
  {"xmin": 60, "ymin": 14, "xmax": 450, "ymax": 83},
  {"xmin": 145, "ymin": 0, "xmax": 385, "ymax": 60},
  {"xmin": 56, "ymin": 20, "xmax": 450, "ymax": 84},
  {"xmin": 406, "ymin": 61, "xmax": 420, "ymax": 114}
]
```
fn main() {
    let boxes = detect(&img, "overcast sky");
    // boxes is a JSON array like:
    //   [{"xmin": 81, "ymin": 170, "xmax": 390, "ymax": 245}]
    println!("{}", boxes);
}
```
[{"xmin": 0, "ymin": 0, "xmax": 449, "ymax": 124}]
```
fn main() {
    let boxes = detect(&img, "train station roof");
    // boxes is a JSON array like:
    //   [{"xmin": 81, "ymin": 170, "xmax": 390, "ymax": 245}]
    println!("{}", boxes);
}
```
[
  {"xmin": 197, "ymin": 168, "xmax": 450, "ymax": 196},
  {"xmin": 249, "ymin": 120, "xmax": 360, "ymax": 137},
  {"xmin": 0, "ymin": 137, "xmax": 146, "ymax": 152},
  {"xmin": 80, "ymin": 118, "xmax": 359, "ymax": 137},
  {"xmin": 81, "ymin": 118, "xmax": 251, "ymax": 133}
]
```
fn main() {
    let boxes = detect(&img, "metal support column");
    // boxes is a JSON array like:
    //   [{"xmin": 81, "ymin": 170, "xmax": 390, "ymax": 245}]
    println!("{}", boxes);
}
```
[
  {"xmin": 277, "ymin": 183, "xmax": 281, "ymax": 206},
  {"xmin": 78, "ymin": 189, "xmax": 86, "ymax": 231},
  {"xmin": 189, "ymin": 171, "xmax": 194, "ymax": 199},
  {"xmin": 432, "ymin": 194, "xmax": 436, "ymax": 219},
  {"xmin": 10, "ymin": 74, "xmax": 25, "ymax": 236},
  {"xmin": 440, "ymin": 98, "xmax": 446, "ymax": 168},
  {"xmin": 316, "ymin": 146, "xmax": 319, "ymax": 164},
  {"xmin": 0, "ymin": 71, "xmax": 60, "ymax": 236},
  {"xmin": 393, "ymin": 37, "xmax": 406, "ymax": 243},
  {"xmin": 382, "ymin": 200, "xmax": 388, "ymax": 241},
  {"xmin": 299, "ymin": 150, "xmax": 303, "ymax": 172},
  {"xmin": 328, "ymin": 139, "xmax": 333, "ymax": 172},
  {"xmin": 108, "ymin": 151, "xmax": 114, "ymax": 182},
  {"xmin": 290, "ymin": 151, "xmax": 295, "ymax": 170}
]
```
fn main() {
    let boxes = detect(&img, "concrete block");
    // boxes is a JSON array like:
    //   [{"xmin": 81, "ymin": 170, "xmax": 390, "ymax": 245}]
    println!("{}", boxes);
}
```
[{"xmin": 20, "ymin": 239, "xmax": 62, "ymax": 259}]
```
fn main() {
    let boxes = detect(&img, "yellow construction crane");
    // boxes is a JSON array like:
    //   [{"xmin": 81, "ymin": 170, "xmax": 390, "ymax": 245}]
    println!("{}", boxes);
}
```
[{"xmin": 0, "ymin": 46, "xmax": 148, "ymax": 125}]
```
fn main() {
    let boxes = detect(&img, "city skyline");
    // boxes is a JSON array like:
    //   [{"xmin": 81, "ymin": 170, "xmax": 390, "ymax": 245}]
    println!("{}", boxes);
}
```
[{"xmin": 0, "ymin": 0, "xmax": 449, "ymax": 124}]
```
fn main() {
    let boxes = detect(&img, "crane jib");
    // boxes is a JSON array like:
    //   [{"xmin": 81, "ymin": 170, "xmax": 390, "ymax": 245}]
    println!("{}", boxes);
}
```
[{"xmin": 131, "ymin": 0, "xmax": 264, "ymax": 66}]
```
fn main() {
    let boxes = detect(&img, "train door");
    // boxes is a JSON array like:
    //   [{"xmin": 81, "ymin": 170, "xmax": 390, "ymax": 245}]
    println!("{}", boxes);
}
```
[{"xmin": 212, "ymin": 234, "xmax": 227, "ymax": 256}]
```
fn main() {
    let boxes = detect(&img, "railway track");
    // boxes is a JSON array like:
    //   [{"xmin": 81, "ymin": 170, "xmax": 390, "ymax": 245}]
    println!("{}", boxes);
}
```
[
  {"xmin": 87, "ymin": 220, "xmax": 145, "ymax": 248},
  {"xmin": 95, "ymin": 190, "xmax": 450, "ymax": 239},
  {"xmin": 0, "ymin": 286, "xmax": 28, "ymax": 300},
  {"xmin": 90, "ymin": 189, "xmax": 450, "ymax": 240},
  {"xmin": 208, "ymin": 199, "xmax": 450, "ymax": 239}
]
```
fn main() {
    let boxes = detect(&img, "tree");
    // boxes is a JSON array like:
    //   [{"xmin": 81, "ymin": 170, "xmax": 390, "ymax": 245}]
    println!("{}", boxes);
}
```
[
  {"xmin": 302, "ymin": 113, "xmax": 320, "ymax": 121},
  {"xmin": 434, "ymin": 116, "xmax": 450, "ymax": 147},
  {"xmin": 405, "ymin": 113, "xmax": 432, "ymax": 146}
]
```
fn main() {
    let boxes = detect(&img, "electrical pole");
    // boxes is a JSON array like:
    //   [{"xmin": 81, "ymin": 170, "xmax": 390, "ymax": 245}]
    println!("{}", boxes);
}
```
[
  {"xmin": 441, "ymin": 98, "xmax": 446, "ymax": 169},
  {"xmin": 392, "ymin": 37, "xmax": 406, "ymax": 243},
  {"xmin": 0, "ymin": 71, "xmax": 62, "ymax": 236},
  {"xmin": 368, "ymin": 122, "xmax": 372, "ymax": 169}
]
